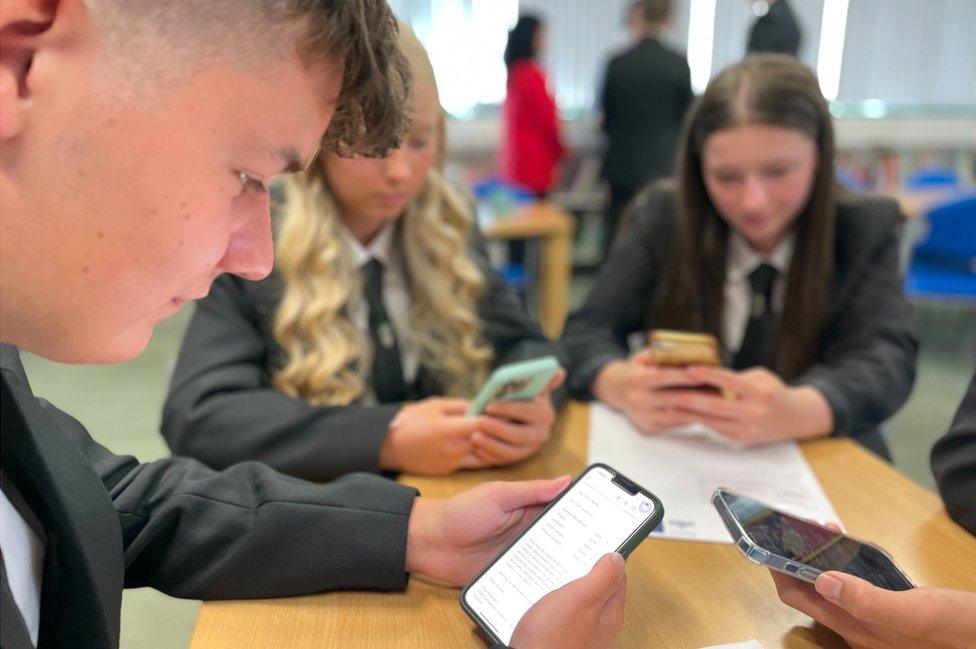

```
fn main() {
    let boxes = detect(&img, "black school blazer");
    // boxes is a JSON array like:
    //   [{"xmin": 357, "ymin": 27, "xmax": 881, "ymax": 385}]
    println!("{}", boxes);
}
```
[
  {"xmin": 561, "ymin": 186, "xmax": 918, "ymax": 458},
  {"xmin": 161, "ymin": 234, "xmax": 564, "ymax": 482},
  {"xmin": 0, "ymin": 344, "xmax": 418, "ymax": 649}
]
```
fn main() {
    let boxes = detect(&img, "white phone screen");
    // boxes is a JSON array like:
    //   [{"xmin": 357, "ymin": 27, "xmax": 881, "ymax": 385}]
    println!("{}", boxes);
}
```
[{"xmin": 463, "ymin": 466, "xmax": 658, "ymax": 644}]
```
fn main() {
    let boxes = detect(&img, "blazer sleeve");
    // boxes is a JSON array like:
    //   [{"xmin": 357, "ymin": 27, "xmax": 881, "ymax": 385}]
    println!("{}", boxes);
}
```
[
  {"xmin": 33, "ymin": 392, "xmax": 419, "ymax": 599},
  {"xmin": 561, "ymin": 189, "xmax": 670, "ymax": 398},
  {"xmin": 161, "ymin": 274, "xmax": 401, "ymax": 482},
  {"xmin": 793, "ymin": 203, "xmax": 918, "ymax": 436},
  {"xmin": 931, "ymin": 371, "xmax": 976, "ymax": 536},
  {"xmin": 470, "ymin": 234, "xmax": 569, "ymax": 406}
]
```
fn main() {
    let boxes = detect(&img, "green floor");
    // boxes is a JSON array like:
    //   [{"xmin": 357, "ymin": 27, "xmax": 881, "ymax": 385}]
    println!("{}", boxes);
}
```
[{"xmin": 17, "ymin": 298, "xmax": 976, "ymax": 649}]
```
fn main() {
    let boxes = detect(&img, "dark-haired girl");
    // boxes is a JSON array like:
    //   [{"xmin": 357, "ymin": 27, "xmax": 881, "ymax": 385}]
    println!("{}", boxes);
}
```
[{"xmin": 562, "ymin": 54, "xmax": 917, "ymax": 458}]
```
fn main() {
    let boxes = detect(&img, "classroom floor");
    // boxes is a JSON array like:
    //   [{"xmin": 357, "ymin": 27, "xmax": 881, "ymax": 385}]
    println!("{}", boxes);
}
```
[{"xmin": 18, "ymin": 293, "xmax": 975, "ymax": 649}]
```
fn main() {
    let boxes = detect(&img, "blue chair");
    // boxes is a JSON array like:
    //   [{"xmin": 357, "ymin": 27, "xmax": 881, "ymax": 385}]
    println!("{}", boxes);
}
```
[
  {"xmin": 905, "ymin": 193, "xmax": 976, "ymax": 300},
  {"xmin": 905, "ymin": 167, "xmax": 961, "ymax": 191}
]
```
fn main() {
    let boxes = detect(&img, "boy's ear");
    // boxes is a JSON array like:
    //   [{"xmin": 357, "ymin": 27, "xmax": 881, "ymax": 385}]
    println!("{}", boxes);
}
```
[{"xmin": 0, "ymin": 0, "xmax": 85, "ymax": 141}]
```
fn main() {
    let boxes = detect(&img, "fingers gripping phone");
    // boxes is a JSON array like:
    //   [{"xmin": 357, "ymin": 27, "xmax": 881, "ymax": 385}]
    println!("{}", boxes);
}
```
[
  {"xmin": 461, "ymin": 464, "xmax": 664, "ymax": 646},
  {"xmin": 712, "ymin": 488, "xmax": 914, "ymax": 591},
  {"xmin": 467, "ymin": 356, "xmax": 561, "ymax": 415}
]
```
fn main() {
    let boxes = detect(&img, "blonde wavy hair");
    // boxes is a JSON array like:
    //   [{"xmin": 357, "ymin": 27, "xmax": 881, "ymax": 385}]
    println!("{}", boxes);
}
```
[{"xmin": 271, "ymin": 25, "xmax": 492, "ymax": 406}]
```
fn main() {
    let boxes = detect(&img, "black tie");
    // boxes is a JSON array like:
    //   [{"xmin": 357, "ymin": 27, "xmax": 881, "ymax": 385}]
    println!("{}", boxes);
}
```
[
  {"xmin": 733, "ymin": 263, "xmax": 779, "ymax": 370},
  {"xmin": 362, "ymin": 258, "xmax": 409, "ymax": 402}
]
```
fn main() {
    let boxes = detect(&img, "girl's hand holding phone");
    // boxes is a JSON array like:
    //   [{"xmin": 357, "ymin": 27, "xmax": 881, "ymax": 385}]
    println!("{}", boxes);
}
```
[
  {"xmin": 592, "ymin": 349, "xmax": 705, "ymax": 434},
  {"xmin": 472, "ymin": 370, "xmax": 565, "ymax": 466},
  {"xmin": 379, "ymin": 397, "xmax": 490, "ymax": 475},
  {"xmin": 662, "ymin": 366, "xmax": 834, "ymax": 445}
]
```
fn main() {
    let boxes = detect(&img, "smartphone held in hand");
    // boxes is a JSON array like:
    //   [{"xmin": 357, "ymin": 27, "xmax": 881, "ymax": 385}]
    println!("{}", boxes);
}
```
[
  {"xmin": 461, "ymin": 464, "xmax": 664, "ymax": 645},
  {"xmin": 712, "ymin": 487, "xmax": 914, "ymax": 591},
  {"xmin": 467, "ymin": 356, "xmax": 561, "ymax": 415}
]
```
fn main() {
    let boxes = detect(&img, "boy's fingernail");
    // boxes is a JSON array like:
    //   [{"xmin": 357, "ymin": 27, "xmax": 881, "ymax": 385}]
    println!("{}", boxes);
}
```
[{"xmin": 815, "ymin": 573, "xmax": 843, "ymax": 601}]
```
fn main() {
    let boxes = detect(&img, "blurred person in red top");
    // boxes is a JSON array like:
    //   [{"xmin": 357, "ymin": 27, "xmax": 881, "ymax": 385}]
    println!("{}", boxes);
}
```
[{"xmin": 501, "ymin": 15, "xmax": 564, "ymax": 197}]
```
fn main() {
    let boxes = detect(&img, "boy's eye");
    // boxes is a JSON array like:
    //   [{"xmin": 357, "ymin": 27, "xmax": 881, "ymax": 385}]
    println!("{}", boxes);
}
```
[{"xmin": 237, "ymin": 171, "xmax": 268, "ymax": 194}]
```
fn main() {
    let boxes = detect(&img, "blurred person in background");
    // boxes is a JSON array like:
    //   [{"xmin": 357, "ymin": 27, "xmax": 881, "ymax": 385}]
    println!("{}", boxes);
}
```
[
  {"xmin": 598, "ymin": 0, "xmax": 693, "ymax": 260},
  {"xmin": 562, "ymin": 55, "xmax": 917, "ymax": 459},
  {"xmin": 500, "ymin": 14, "xmax": 565, "ymax": 269},
  {"xmin": 747, "ymin": 0, "xmax": 801, "ymax": 57},
  {"xmin": 501, "ymin": 14, "xmax": 564, "ymax": 199}
]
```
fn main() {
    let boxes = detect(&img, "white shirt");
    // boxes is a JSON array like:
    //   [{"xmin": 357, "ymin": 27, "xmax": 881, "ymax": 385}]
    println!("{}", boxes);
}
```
[
  {"xmin": 341, "ymin": 224, "xmax": 419, "ymax": 403},
  {"xmin": 0, "ymin": 476, "xmax": 45, "ymax": 647},
  {"xmin": 722, "ymin": 231, "xmax": 794, "ymax": 355}
]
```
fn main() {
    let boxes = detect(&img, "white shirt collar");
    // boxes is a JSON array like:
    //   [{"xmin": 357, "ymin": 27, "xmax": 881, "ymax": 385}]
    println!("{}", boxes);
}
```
[
  {"xmin": 341, "ymin": 222, "xmax": 397, "ymax": 268},
  {"xmin": 727, "ymin": 230, "xmax": 795, "ymax": 282}
]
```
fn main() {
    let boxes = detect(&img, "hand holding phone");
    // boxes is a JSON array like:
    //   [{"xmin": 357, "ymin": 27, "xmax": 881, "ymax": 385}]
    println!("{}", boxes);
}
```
[
  {"xmin": 461, "ymin": 464, "xmax": 663, "ymax": 646},
  {"xmin": 509, "ymin": 553, "xmax": 627, "ymax": 649},
  {"xmin": 647, "ymin": 330, "xmax": 733, "ymax": 399},
  {"xmin": 467, "ymin": 356, "xmax": 562, "ymax": 415},
  {"xmin": 712, "ymin": 488, "xmax": 914, "ymax": 590},
  {"xmin": 380, "ymin": 397, "xmax": 489, "ymax": 475},
  {"xmin": 769, "ymin": 568, "xmax": 976, "ymax": 649}
]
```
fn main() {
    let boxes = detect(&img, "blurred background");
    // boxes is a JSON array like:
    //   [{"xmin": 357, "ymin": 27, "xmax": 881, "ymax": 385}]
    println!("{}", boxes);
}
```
[{"xmin": 21, "ymin": 1, "xmax": 975, "ymax": 647}]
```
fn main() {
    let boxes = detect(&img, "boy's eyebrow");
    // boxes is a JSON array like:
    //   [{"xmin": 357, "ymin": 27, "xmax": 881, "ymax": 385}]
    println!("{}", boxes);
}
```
[
  {"xmin": 246, "ymin": 142, "xmax": 318, "ymax": 176},
  {"xmin": 275, "ymin": 148, "xmax": 307, "ymax": 175}
]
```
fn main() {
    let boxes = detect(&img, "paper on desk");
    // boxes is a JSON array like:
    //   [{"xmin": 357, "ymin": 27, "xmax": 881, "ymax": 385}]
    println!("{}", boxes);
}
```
[
  {"xmin": 701, "ymin": 641, "xmax": 764, "ymax": 649},
  {"xmin": 588, "ymin": 403, "xmax": 841, "ymax": 543}
]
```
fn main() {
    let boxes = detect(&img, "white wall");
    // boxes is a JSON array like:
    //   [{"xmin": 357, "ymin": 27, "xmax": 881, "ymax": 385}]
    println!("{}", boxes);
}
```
[{"xmin": 392, "ymin": 0, "xmax": 976, "ymax": 118}]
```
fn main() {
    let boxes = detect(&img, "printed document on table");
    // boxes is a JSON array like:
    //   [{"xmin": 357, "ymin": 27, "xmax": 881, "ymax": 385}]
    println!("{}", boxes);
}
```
[{"xmin": 587, "ymin": 403, "xmax": 841, "ymax": 543}]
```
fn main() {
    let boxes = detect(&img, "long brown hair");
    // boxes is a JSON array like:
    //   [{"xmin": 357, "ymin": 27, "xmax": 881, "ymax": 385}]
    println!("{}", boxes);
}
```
[{"xmin": 653, "ymin": 54, "xmax": 836, "ymax": 380}]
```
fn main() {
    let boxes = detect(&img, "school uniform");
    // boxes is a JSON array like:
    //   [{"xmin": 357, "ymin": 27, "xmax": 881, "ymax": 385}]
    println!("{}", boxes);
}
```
[
  {"xmin": 161, "ymin": 223, "xmax": 564, "ymax": 481},
  {"xmin": 931, "ymin": 371, "xmax": 976, "ymax": 536},
  {"xmin": 561, "ymin": 186, "xmax": 918, "ymax": 458},
  {"xmin": 598, "ymin": 36, "xmax": 693, "ymax": 257},
  {"xmin": 0, "ymin": 344, "xmax": 417, "ymax": 649}
]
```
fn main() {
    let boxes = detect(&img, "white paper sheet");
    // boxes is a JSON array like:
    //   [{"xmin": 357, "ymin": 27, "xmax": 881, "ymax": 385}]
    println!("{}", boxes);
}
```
[
  {"xmin": 701, "ymin": 641, "xmax": 764, "ymax": 649},
  {"xmin": 588, "ymin": 403, "xmax": 841, "ymax": 543}
]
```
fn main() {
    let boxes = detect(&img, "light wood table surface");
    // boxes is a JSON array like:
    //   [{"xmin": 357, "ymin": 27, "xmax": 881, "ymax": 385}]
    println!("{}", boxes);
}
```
[
  {"xmin": 190, "ymin": 403, "xmax": 976, "ymax": 648},
  {"xmin": 483, "ymin": 201, "xmax": 576, "ymax": 338}
]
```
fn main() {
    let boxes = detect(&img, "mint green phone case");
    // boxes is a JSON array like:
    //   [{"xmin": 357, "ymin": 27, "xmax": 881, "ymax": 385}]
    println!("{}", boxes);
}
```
[{"xmin": 467, "ymin": 356, "xmax": 561, "ymax": 415}]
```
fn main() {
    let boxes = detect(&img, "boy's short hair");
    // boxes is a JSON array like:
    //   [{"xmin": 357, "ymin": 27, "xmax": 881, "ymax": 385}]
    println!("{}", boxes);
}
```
[{"xmin": 86, "ymin": 0, "xmax": 410, "ymax": 157}]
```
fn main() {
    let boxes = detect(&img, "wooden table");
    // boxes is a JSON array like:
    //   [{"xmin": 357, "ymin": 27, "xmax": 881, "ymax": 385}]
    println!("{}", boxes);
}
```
[
  {"xmin": 190, "ymin": 403, "xmax": 976, "ymax": 648},
  {"xmin": 483, "ymin": 201, "xmax": 576, "ymax": 338}
]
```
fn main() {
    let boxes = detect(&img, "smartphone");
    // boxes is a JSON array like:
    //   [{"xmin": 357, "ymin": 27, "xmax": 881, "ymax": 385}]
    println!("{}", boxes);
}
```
[
  {"xmin": 712, "ymin": 488, "xmax": 914, "ymax": 591},
  {"xmin": 647, "ymin": 329, "xmax": 723, "ymax": 367},
  {"xmin": 467, "ymin": 356, "xmax": 561, "ymax": 415},
  {"xmin": 460, "ymin": 464, "xmax": 664, "ymax": 646},
  {"xmin": 647, "ymin": 330, "xmax": 733, "ymax": 399}
]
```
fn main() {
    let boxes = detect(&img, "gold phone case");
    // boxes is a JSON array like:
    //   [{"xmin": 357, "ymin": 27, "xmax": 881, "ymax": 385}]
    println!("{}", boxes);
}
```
[{"xmin": 647, "ymin": 330, "xmax": 733, "ymax": 399}]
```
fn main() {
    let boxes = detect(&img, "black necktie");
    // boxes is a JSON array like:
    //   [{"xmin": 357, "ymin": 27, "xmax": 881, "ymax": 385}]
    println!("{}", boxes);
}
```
[
  {"xmin": 362, "ymin": 258, "xmax": 409, "ymax": 402},
  {"xmin": 733, "ymin": 263, "xmax": 779, "ymax": 370}
]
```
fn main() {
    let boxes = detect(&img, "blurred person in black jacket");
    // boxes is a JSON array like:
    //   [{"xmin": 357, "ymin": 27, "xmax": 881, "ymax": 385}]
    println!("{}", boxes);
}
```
[
  {"xmin": 747, "ymin": 0, "xmax": 802, "ymax": 57},
  {"xmin": 598, "ymin": 0, "xmax": 693, "ymax": 260}
]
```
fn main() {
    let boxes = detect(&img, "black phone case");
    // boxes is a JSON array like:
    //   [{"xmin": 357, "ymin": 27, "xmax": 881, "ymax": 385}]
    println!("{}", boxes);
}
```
[{"xmin": 459, "ymin": 463, "xmax": 665, "ymax": 646}]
